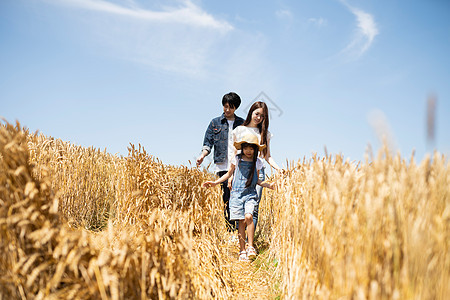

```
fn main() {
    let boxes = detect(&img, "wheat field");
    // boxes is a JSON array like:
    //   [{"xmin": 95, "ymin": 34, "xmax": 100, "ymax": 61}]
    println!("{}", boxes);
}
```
[{"xmin": 0, "ymin": 120, "xmax": 448, "ymax": 299}]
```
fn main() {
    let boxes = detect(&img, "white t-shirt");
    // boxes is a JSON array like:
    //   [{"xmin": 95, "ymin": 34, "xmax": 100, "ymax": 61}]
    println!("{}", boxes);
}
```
[
  {"xmin": 232, "ymin": 126, "xmax": 273, "ymax": 158},
  {"xmin": 231, "ymin": 155, "xmax": 264, "ymax": 171},
  {"xmin": 214, "ymin": 119, "xmax": 235, "ymax": 173}
]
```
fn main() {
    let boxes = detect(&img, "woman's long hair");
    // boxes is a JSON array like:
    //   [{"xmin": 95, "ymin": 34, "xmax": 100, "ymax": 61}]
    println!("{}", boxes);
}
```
[
  {"xmin": 243, "ymin": 101, "xmax": 269, "ymax": 157},
  {"xmin": 240, "ymin": 143, "xmax": 259, "ymax": 188}
]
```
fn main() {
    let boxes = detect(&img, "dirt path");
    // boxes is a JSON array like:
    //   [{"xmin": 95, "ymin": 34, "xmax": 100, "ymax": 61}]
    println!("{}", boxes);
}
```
[{"xmin": 221, "ymin": 234, "xmax": 278, "ymax": 299}]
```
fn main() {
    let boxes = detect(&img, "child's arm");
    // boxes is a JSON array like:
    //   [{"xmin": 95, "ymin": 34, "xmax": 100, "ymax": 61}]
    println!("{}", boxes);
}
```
[
  {"xmin": 257, "ymin": 179, "xmax": 275, "ymax": 190},
  {"xmin": 203, "ymin": 165, "xmax": 235, "ymax": 188},
  {"xmin": 228, "ymin": 132, "xmax": 238, "ymax": 189},
  {"xmin": 228, "ymin": 173, "xmax": 234, "ymax": 190}
]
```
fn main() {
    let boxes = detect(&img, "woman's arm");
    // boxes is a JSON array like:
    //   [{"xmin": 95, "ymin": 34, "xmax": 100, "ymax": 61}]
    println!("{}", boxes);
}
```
[
  {"xmin": 264, "ymin": 139, "xmax": 283, "ymax": 172},
  {"xmin": 257, "ymin": 178, "xmax": 275, "ymax": 189},
  {"xmin": 256, "ymin": 168, "xmax": 275, "ymax": 189},
  {"xmin": 203, "ymin": 165, "xmax": 235, "ymax": 188}
]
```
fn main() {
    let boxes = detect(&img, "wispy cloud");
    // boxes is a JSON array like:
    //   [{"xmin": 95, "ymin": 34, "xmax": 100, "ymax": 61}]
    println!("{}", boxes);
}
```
[
  {"xmin": 340, "ymin": 1, "xmax": 379, "ymax": 58},
  {"xmin": 276, "ymin": 9, "xmax": 293, "ymax": 21},
  {"xmin": 308, "ymin": 17, "xmax": 327, "ymax": 28},
  {"xmin": 40, "ymin": 0, "xmax": 235, "ymax": 76},
  {"xmin": 275, "ymin": 8, "xmax": 294, "ymax": 28},
  {"xmin": 38, "ymin": 0, "xmax": 276, "ymax": 90},
  {"xmin": 46, "ymin": 0, "xmax": 233, "ymax": 31}
]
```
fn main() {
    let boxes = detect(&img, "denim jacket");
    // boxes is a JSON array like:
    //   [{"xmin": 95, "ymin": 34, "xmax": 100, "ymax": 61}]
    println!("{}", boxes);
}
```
[{"xmin": 202, "ymin": 113, "xmax": 245, "ymax": 164}]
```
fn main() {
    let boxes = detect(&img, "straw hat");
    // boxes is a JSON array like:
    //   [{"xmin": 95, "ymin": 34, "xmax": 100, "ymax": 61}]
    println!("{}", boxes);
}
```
[{"xmin": 234, "ymin": 134, "xmax": 266, "ymax": 151}]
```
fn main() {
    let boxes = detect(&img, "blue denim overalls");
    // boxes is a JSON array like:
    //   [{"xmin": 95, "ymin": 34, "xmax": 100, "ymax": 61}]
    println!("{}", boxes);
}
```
[{"xmin": 229, "ymin": 156, "xmax": 259, "ymax": 221}]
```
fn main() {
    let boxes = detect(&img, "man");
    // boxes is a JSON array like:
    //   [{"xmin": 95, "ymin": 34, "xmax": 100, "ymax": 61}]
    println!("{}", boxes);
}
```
[{"xmin": 197, "ymin": 92, "xmax": 244, "ymax": 231}]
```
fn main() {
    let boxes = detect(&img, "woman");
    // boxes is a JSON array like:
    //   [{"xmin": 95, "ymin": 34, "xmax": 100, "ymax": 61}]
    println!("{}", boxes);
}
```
[{"xmin": 232, "ymin": 101, "xmax": 283, "ymax": 230}]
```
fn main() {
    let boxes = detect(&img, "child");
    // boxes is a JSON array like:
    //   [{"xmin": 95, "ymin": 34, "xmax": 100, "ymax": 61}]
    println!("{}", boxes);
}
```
[{"xmin": 203, "ymin": 134, "xmax": 275, "ymax": 261}]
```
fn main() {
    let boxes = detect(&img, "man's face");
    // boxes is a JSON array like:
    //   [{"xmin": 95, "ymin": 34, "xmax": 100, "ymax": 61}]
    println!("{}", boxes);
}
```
[{"xmin": 223, "ymin": 103, "xmax": 236, "ymax": 119}]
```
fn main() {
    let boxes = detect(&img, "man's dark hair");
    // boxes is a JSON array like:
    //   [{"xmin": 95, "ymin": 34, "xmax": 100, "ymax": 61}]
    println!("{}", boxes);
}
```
[{"xmin": 222, "ymin": 92, "xmax": 241, "ymax": 109}]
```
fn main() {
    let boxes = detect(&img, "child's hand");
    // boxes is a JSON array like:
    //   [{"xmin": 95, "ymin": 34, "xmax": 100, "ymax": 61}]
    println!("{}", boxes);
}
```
[
  {"xmin": 202, "ymin": 181, "xmax": 217, "ymax": 188},
  {"xmin": 227, "ymin": 176, "xmax": 233, "ymax": 190}
]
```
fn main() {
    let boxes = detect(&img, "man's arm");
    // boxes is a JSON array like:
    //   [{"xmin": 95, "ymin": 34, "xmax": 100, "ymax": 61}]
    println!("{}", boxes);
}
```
[
  {"xmin": 197, "ymin": 120, "xmax": 214, "ymax": 166},
  {"xmin": 196, "ymin": 149, "xmax": 209, "ymax": 166}
]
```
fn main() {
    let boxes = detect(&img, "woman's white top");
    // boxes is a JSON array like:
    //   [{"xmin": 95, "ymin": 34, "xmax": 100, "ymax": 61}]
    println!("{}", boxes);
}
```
[
  {"xmin": 231, "ymin": 155, "xmax": 264, "ymax": 171},
  {"xmin": 232, "ymin": 126, "xmax": 273, "ymax": 158}
]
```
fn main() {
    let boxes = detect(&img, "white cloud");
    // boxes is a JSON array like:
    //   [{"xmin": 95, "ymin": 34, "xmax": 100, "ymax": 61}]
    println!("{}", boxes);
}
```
[
  {"xmin": 275, "ymin": 8, "xmax": 294, "ymax": 30},
  {"xmin": 220, "ymin": 33, "xmax": 277, "ymax": 94},
  {"xmin": 39, "ymin": 0, "xmax": 277, "ymax": 91},
  {"xmin": 46, "ymin": 0, "xmax": 233, "ymax": 31},
  {"xmin": 41, "ymin": 0, "xmax": 235, "ymax": 76},
  {"xmin": 340, "ymin": 1, "xmax": 379, "ymax": 58},
  {"xmin": 308, "ymin": 17, "xmax": 327, "ymax": 28},
  {"xmin": 276, "ymin": 9, "xmax": 293, "ymax": 21}
]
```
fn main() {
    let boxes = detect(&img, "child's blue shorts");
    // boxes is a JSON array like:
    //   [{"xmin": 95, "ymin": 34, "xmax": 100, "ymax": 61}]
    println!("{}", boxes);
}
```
[{"xmin": 229, "ymin": 188, "xmax": 258, "ymax": 220}]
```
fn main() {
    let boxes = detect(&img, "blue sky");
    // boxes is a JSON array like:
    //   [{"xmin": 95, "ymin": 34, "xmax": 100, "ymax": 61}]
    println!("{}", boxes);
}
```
[{"xmin": 1, "ymin": 0, "xmax": 449, "ymax": 168}]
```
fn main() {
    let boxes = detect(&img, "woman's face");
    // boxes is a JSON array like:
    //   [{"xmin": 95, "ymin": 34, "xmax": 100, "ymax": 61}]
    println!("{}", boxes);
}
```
[{"xmin": 251, "ymin": 108, "xmax": 264, "ymax": 125}]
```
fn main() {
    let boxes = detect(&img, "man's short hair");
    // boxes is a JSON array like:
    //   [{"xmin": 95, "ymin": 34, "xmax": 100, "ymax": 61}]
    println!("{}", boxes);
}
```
[{"xmin": 222, "ymin": 92, "xmax": 241, "ymax": 109}]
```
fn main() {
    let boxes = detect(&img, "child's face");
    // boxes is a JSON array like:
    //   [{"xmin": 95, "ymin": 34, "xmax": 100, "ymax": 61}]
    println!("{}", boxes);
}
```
[
  {"xmin": 242, "ymin": 145, "xmax": 255, "ymax": 158},
  {"xmin": 251, "ymin": 108, "xmax": 264, "ymax": 125}
]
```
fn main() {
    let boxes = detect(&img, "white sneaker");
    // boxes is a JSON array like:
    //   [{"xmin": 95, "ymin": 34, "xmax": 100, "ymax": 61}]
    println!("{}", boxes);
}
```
[
  {"xmin": 239, "ymin": 251, "xmax": 248, "ymax": 262},
  {"xmin": 246, "ymin": 246, "xmax": 257, "ymax": 260}
]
